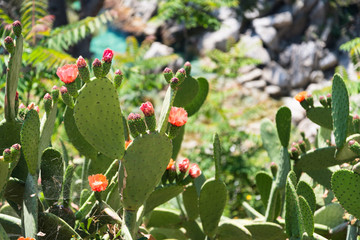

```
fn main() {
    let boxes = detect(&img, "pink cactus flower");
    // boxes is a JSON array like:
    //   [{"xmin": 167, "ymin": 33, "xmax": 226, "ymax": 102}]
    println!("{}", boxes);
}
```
[
  {"xmin": 140, "ymin": 101, "xmax": 154, "ymax": 117},
  {"xmin": 178, "ymin": 158, "xmax": 190, "ymax": 173},
  {"xmin": 189, "ymin": 163, "xmax": 201, "ymax": 179},
  {"xmin": 76, "ymin": 56, "xmax": 87, "ymax": 68},
  {"xmin": 56, "ymin": 64, "xmax": 78, "ymax": 84},
  {"xmin": 168, "ymin": 107, "xmax": 188, "ymax": 127},
  {"xmin": 102, "ymin": 48, "xmax": 114, "ymax": 63}
]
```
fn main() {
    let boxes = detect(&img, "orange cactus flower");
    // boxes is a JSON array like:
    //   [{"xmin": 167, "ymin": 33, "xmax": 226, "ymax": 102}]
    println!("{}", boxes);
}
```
[
  {"xmin": 125, "ymin": 140, "xmax": 132, "ymax": 149},
  {"xmin": 56, "ymin": 64, "xmax": 79, "ymax": 84},
  {"xmin": 294, "ymin": 91, "xmax": 307, "ymax": 102},
  {"xmin": 166, "ymin": 159, "xmax": 175, "ymax": 170},
  {"xmin": 17, "ymin": 237, "xmax": 35, "ymax": 240},
  {"xmin": 168, "ymin": 107, "xmax": 188, "ymax": 127},
  {"xmin": 88, "ymin": 174, "xmax": 108, "ymax": 192}
]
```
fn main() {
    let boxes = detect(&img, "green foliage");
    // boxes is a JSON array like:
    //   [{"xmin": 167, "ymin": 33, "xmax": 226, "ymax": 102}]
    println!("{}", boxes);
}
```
[{"xmin": 340, "ymin": 37, "xmax": 360, "ymax": 71}]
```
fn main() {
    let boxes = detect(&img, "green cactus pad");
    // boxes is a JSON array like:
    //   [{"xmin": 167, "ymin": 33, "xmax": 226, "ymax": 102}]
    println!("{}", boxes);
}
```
[
  {"xmin": 64, "ymin": 107, "xmax": 97, "ymax": 160},
  {"xmin": 260, "ymin": 119, "xmax": 281, "ymax": 164},
  {"xmin": 150, "ymin": 227, "xmax": 187, "ymax": 240},
  {"xmin": 0, "ymin": 160, "xmax": 9, "ymax": 196},
  {"xmin": 23, "ymin": 173, "xmax": 38, "ymax": 238},
  {"xmin": 157, "ymin": 86, "xmax": 176, "ymax": 133},
  {"xmin": 316, "ymin": 127, "xmax": 332, "ymax": 148},
  {"xmin": 299, "ymin": 196, "xmax": 314, "ymax": 237},
  {"xmin": 144, "ymin": 184, "xmax": 184, "ymax": 215},
  {"xmin": 242, "ymin": 222, "xmax": 287, "ymax": 240},
  {"xmin": 121, "ymin": 132, "xmax": 172, "ymax": 210},
  {"xmin": 182, "ymin": 185, "xmax": 199, "ymax": 221},
  {"xmin": 296, "ymin": 147, "xmax": 353, "ymax": 171},
  {"xmin": 20, "ymin": 109, "xmax": 40, "ymax": 176},
  {"xmin": 146, "ymin": 208, "xmax": 181, "ymax": 228},
  {"xmin": 216, "ymin": 220, "xmax": 252, "ymax": 240},
  {"xmin": 41, "ymin": 148, "xmax": 63, "ymax": 206},
  {"xmin": 255, "ymin": 171, "xmax": 272, "ymax": 207},
  {"xmin": 182, "ymin": 220, "xmax": 206, "ymax": 240},
  {"xmin": 332, "ymin": 73, "xmax": 349, "ymax": 148},
  {"xmin": 285, "ymin": 172, "xmax": 303, "ymax": 238},
  {"xmin": 80, "ymin": 189, "xmax": 91, "ymax": 206},
  {"xmin": 38, "ymin": 212, "xmax": 81, "ymax": 240},
  {"xmin": 88, "ymin": 153, "xmax": 114, "ymax": 176},
  {"xmin": 296, "ymin": 181, "xmax": 316, "ymax": 213},
  {"xmin": 275, "ymin": 106, "xmax": 291, "ymax": 148},
  {"xmin": 306, "ymin": 169, "xmax": 333, "ymax": 190},
  {"xmin": 171, "ymin": 125, "xmax": 185, "ymax": 160},
  {"xmin": 0, "ymin": 217, "xmax": 10, "ymax": 240},
  {"xmin": 0, "ymin": 213, "xmax": 22, "ymax": 238},
  {"xmin": 173, "ymin": 76, "xmax": 199, "ymax": 108},
  {"xmin": 213, "ymin": 133, "xmax": 222, "ymax": 180},
  {"xmin": 199, "ymin": 178, "xmax": 227, "ymax": 238},
  {"xmin": 185, "ymin": 77, "xmax": 209, "ymax": 116},
  {"xmin": 275, "ymin": 147, "xmax": 291, "ymax": 188},
  {"xmin": 307, "ymin": 107, "xmax": 333, "ymax": 130},
  {"xmin": 331, "ymin": 169, "xmax": 360, "ymax": 219},
  {"xmin": 39, "ymin": 103, "xmax": 58, "ymax": 155},
  {"xmin": 314, "ymin": 203, "xmax": 345, "ymax": 228},
  {"xmin": 336, "ymin": 134, "xmax": 360, "ymax": 161},
  {"xmin": 74, "ymin": 77, "xmax": 124, "ymax": 159}
]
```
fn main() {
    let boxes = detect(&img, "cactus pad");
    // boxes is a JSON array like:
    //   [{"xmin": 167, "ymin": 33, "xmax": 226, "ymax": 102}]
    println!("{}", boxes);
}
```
[
  {"xmin": 38, "ymin": 212, "xmax": 80, "ymax": 239},
  {"xmin": 121, "ymin": 132, "xmax": 172, "ymax": 210},
  {"xmin": 144, "ymin": 184, "xmax": 184, "ymax": 215},
  {"xmin": 184, "ymin": 77, "xmax": 209, "ymax": 116},
  {"xmin": 41, "ymin": 148, "xmax": 63, "ymax": 206},
  {"xmin": 173, "ymin": 76, "xmax": 199, "ymax": 108},
  {"xmin": 314, "ymin": 203, "xmax": 344, "ymax": 228},
  {"xmin": 332, "ymin": 73, "xmax": 349, "ymax": 149},
  {"xmin": 336, "ymin": 134, "xmax": 360, "ymax": 161},
  {"xmin": 307, "ymin": 107, "xmax": 333, "ymax": 130},
  {"xmin": 199, "ymin": 178, "xmax": 227, "ymax": 238},
  {"xmin": 275, "ymin": 106, "xmax": 291, "ymax": 148},
  {"xmin": 182, "ymin": 185, "xmax": 199, "ymax": 221},
  {"xmin": 299, "ymin": 196, "xmax": 314, "ymax": 237},
  {"xmin": 260, "ymin": 119, "xmax": 281, "ymax": 164},
  {"xmin": 255, "ymin": 171, "xmax": 272, "ymax": 207},
  {"xmin": 216, "ymin": 220, "xmax": 252, "ymax": 240},
  {"xmin": 242, "ymin": 222, "xmax": 286, "ymax": 240},
  {"xmin": 74, "ymin": 77, "xmax": 124, "ymax": 159},
  {"xmin": 20, "ymin": 109, "xmax": 40, "ymax": 176},
  {"xmin": 331, "ymin": 169, "xmax": 360, "ymax": 219},
  {"xmin": 0, "ymin": 160, "xmax": 9, "ymax": 195},
  {"xmin": 285, "ymin": 172, "xmax": 303, "ymax": 238},
  {"xmin": 296, "ymin": 181, "xmax": 316, "ymax": 213},
  {"xmin": 157, "ymin": 86, "xmax": 176, "ymax": 133},
  {"xmin": 146, "ymin": 208, "xmax": 181, "ymax": 228}
]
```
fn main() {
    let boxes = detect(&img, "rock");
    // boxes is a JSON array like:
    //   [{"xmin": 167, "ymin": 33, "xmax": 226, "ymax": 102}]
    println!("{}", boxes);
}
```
[
  {"xmin": 161, "ymin": 23, "xmax": 186, "ymax": 45},
  {"xmin": 122, "ymin": 0, "xmax": 157, "ymax": 22},
  {"xmin": 262, "ymin": 61, "xmax": 290, "ymax": 87},
  {"xmin": 244, "ymin": 0, "xmax": 279, "ymax": 19},
  {"xmin": 297, "ymin": 118, "xmax": 319, "ymax": 142},
  {"xmin": 238, "ymin": 65, "xmax": 256, "ymax": 74},
  {"xmin": 265, "ymin": 85, "xmax": 282, "ymax": 97},
  {"xmin": 282, "ymin": 96, "xmax": 306, "ymax": 124},
  {"xmin": 253, "ymin": 25, "xmax": 279, "ymax": 50},
  {"xmin": 214, "ymin": 7, "xmax": 237, "ymax": 21},
  {"xmin": 309, "ymin": 0, "xmax": 326, "ymax": 26},
  {"xmin": 243, "ymin": 80, "xmax": 267, "ymax": 89},
  {"xmin": 293, "ymin": 0, "xmax": 318, "ymax": 16},
  {"xmin": 237, "ymin": 68, "xmax": 263, "ymax": 83},
  {"xmin": 241, "ymin": 34, "xmax": 271, "ymax": 64},
  {"xmin": 253, "ymin": 11, "xmax": 293, "ymax": 28},
  {"xmin": 306, "ymin": 81, "xmax": 331, "ymax": 93},
  {"xmin": 309, "ymin": 70, "xmax": 324, "ymax": 83},
  {"xmin": 144, "ymin": 42, "xmax": 174, "ymax": 59},
  {"xmin": 319, "ymin": 52, "xmax": 338, "ymax": 70},
  {"xmin": 198, "ymin": 18, "xmax": 241, "ymax": 53}
]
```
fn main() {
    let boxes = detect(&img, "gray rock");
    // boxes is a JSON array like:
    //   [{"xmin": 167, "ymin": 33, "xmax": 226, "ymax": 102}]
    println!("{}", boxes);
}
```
[
  {"xmin": 253, "ymin": 26, "xmax": 279, "ymax": 50},
  {"xmin": 265, "ymin": 85, "xmax": 282, "ymax": 97},
  {"xmin": 319, "ymin": 52, "xmax": 338, "ymax": 70},
  {"xmin": 293, "ymin": 0, "xmax": 318, "ymax": 16},
  {"xmin": 243, "ymin": 80, "xmax": 267, "ymax": 89},
  {"xmin": 310, "ymin": 70, "xmax": 324, "ymax": 83},
  {"xmin": 306, "ymin": 81, "xmax": 332, "ymax": 93},
  {"xmin": 144, "ymin": 42, "xmax": 174, "ymax": 59},
  {"xmin": 309, "ymin": 0, "xmax": 326, "ymax": 26},
  {"xmin": 253, "ymin": 11, "xmax": 293, "ymax": 28},
  {"xmin": 198, "ymin": 18, "xmax": 241, "ymax": 53},
  {"xmin": 122, "ymin": 0, "xmax": 157, "ymax": 22},
  {"xmin": 161, "ymin": 23, "xmax": 186, "ymax": 45},
  {"xmin": 241, "ymin": 34, "xmax": 271, "ymax": 64},
  {"xmin": 215, "ymin": 7, "xmax": 237, "ymax": 21},
  {"xmin": 262, "ymin": 61, "xmax": 290, "ymax": 87},
  {"xmin": 297, "ymin": 118, "xmax": 319, "ymax": 142},
  {"xmin": 244, "ymin": 0, "xmax": 279, "ymax": 19},
  {"xmin": 237, "ymin": 68, "xmax": 263, "ymax": 83}
]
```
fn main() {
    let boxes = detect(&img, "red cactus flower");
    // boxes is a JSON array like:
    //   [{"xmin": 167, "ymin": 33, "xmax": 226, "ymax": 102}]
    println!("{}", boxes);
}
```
[
  {"xmin": 294, "ymin": 91, "xmax": 307, "ymax": 102},
  {"xmin": 168, "ymin": 107, "xmax": 188, "ymax": 127},
  {"xmin": 88, "ymin": 174, "xmax": 108, "ymax": 192},
  {"xmin": 140, "ymin": 101, "xmax": 154, "ymax": 117},
  {"xmin": 166, "ymin": 159, "xmax": 175, "ymax": 170},
  {"xmin": 178, "ymin": 158, "xmax": 190, "ymax": 173},
  {"xmin": 189, "ymin": 163, "xmax": 201, "ymax": 178},
  {"xmin": 102, "ymin": 48, "xmax": 114, "ymax": 63},
  {"xmin": 57, "ymin": 64, "xmax": 78, "ymax": 84}
]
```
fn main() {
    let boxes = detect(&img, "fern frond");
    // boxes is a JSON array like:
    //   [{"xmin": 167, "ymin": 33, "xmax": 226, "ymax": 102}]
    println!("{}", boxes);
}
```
[
  {"xmin": 21, "ymin": 0, "xmax": 48, "ymax": 41},
  {"xmin": 340, "ymin": 38, "xmax": 360, "ymax": 71},
  {"xmin": 44, "ymin": 11, "xmax": 117, "ymax": 52},
  {"xmin": 126, "ymin": 36, "xmax": 140, "ymax": 57},
  {"xmin": 0, "ymin": 8, "xmax": 14, "ymax": 40},
  {"xmin": 23, "ymin": 46, "xmax": 76, "ymax": 70}
]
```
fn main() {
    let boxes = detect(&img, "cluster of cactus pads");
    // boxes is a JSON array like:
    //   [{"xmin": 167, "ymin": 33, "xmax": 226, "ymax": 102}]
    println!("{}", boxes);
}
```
[{"xmin": 2, "ymin": 20, "xmax": 360, "ymax": 240}]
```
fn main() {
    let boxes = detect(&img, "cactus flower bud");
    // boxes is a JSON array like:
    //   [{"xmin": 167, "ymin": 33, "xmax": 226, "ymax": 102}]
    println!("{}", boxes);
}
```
[
  {"xmin": 295, "ymin": 91, "xmax": 310, "ymax": 110},
  {"xmin": 163, "ymin": 67, "xmax": 173, "ymax": 83},
  {"xmin": 290, "ymin": 146, "xmax": 299, "ymax": 160},
  {"xmin": 114, "ymin": 69, "xmax": 124, "ymax": 89},
  {"xmin": 12, "ymin": 20, "xmax": 22, "ymax": 37},
  {"xmin": 19, "ymin": 103, "xmax": 25, "ymax": 109},
  {"xmin": 140, "ymin": 101, "xmax": 156, "ymax": 132},
  {"xmin": 349, "ymin": 140, "xmax": 360, "ymax": 155},
  {"xmin": 18, "ymin": 103, "xmax": 27, "ymax": 119},
  {"xmin": 128, "ymin": 113, "xmax": 140, "ymax": 138},
  {"xmin": 170, "ymin": 77, "xmax": 180, "ymax": 89},
  {"xmin": 43, "ymin": 93, "xmax": 52, "ymax": 114},
  {"xmin": 166, "ymin": 159, "xmax": 175, "ymax": 170},
  {"xmin": 77, "ymin": 56, "xmax": 90, "ymax": 83},
  {"xmin": 60, "ymin": 86, "xmax": 74, "ymax": 108},
  {"xmin": 51, "ymin": 85, "xmax": 59, "ymax": 101},
  {"xmin": 10, "ymin": 143, "xmax": 21, "ymax": 162},
  {"xmin": 34, "ymin": 106, "xmax": 40, "ymax": 113},
  {"xmin": 57, "ymin": 64, "xmax": 79, "ymax": 84},
  {"xmin": 326, "ymin": 93, "xmax": 332, "ymax": 108},
  {"xmin": 178, "ymin": 158, "xmax": 190, "ymax": 173},
  {"xmin": 319, "ymin": 95, "xmax": 328, "ymax": 108},
  {"xmin": 102, "ymin": 48, "xmax": 114, "ymax": 63},
  {"xmin": 133, "ymin": 114, "xmax": 147, "ymax": 134},
  {"xmin": 175, "ymin": 68, "xmax": 186, "ymax": 85},
  {"xmin": 184, "ymin": 61, "xmax": 191, "ymax": 76},
  {"xmin": 4, "ymin": 36, "xmax": 14, "ymax": 54},
  {"xmin": 3, "ymin": 148, "xmax": 11, "ymax": 162},
  {"xmin": 298, "ymin": 140, "xmax": 306, "ymax": 153},
  {"xmin": 270, "ymin": 162, "xmax": 278, "ymax": 178},
  {"xmin": 189, "ymin": 163, "xmax": 201, "ymax": 178},
  {"xmin": 27, "ymin": 102, "xmax": 35, "ymax": 110},
  {"xmin": 88, "ymin": 174, "xmax": 108, "ymax": 192},
  {"xmin": 92, "ymin": 58, "xmax": 102, "ymax": 78},
  {"xmin": 353, "ymin": 114, "xmax": 360, "ymax": 134},
  {"xmin": 306, "ymin": 93, "xmax": 314, "ymax": 108}
]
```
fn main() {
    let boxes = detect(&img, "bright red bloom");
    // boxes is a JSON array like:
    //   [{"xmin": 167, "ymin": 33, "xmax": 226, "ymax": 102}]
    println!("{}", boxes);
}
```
[
  {"xmin": 168, "ymin": 107, "xmax": 188, "ymax": 127},
  {"xmin": 56, "ymin": 64, "xmax": 79, "ymax": 84},
  {"xmin": 189, "ymin": 163, "xmax": 201, "ymax": 179},
  {"xmin": 102, "ymin": 48, "xmax": 114, "ymax": 63},
  {"xmin": 294, "ymin": 91, "xmax": 307, "ymax": 102},
  {"xmin": 17, "ymin": 237, "xmax": 35, "ymax": 240},
  {"xmin": 88, "ymin": 174, "xmax": 108, "ymax": 192},
  {"xmin": 178, "ymin": 158, "xmax": 190, "ymax": 173},
  {"xmin": 166, "ymin": 159, "xmax": 175, "ymax": 170},
  {"xmin": 140, "ymin": 101, "xmax": 154, "ymax": 117}
]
